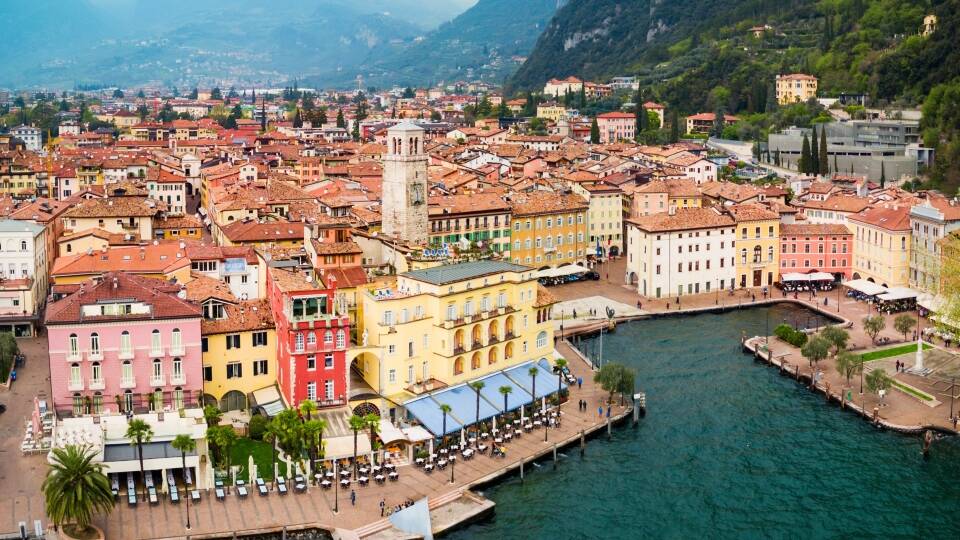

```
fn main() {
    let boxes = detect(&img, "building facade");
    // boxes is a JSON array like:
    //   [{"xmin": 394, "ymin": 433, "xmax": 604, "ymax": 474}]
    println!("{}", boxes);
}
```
[
  {"xmin": 776, "ymin": 74, "xmax": 818, "ymax": 104},
  {"xmin": 850, "ymin": 205, "xmax": 912, "ymax": 287},
  {"xmin": 625, "ymin": 207, "xmax": 736, "ymax": 297},
  {"xmin": 909, "ymin": 195, "xmax": 960, "ymax": 293},
  {"xmin": 509, "ymin": 192, "xmax": 589, "ymax": 268},
  {"xmin": 0, "ymin": 220, "xmax": 47, "ymax": 336},
  {"xmin": 381, "ymin": 122, "xmax": 429, "ymax": 246},
  {"xmin": 728, "ymin": 204, "xmax": 781, "ymax": 288},
  {"xmin": 596, "ymin": 112, "xmax": 636, "ymax": 143},
  {"xmin": 45, "ymin": 273, "xmax": 203, "ymax": 417},
  {"xmin": 779, "ymin": 223, "xmax": 853, "ymax": 280}
]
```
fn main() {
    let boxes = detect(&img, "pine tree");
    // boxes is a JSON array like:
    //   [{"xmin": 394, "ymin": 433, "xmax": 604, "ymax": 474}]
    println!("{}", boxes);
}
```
[
  {"xmin": 669, "ymin": 109, "xmax": 680, "ymax": 143},
  {"xmin": 811, "ymin": 128, "xmax": 820, "ymax": 175},
  {"xmin": 834, "ymin": 154, "xmax": 839, "ymax": 175},
  {"xmin": 710, "ymin": 108, "xmax": 725, "ymax": 138},
  {"xmin": 336, "ymin": 109, "xmax": 345, "ymax": 128},
  {"xmin": 578, "ymin": 86, "xmax": 586, "ymax": 109},
  {"xmin": 317, "ymin": 107, "xmax": 328, "ymax": 125},
  {"xmin": 819, "ymin": 126, "xmax": 829, "ymax": 175},
  {"xmin": 799, "ymin": 134, "xmax": 811, "ymax": 173},
  {"xmin": 590, "ymin": 118, "xmax": 600, "ymax": 144},
  {"xmin": 293, "ymin": 108, "xmax": 303, "ymax": 128},
  {"xmin": 765, "ymin": 83, "xmax": 778, "ymax": 114}
]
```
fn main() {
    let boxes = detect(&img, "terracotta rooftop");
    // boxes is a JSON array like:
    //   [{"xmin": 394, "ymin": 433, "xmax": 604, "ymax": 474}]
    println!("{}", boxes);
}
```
[
  {"xmin": 45, "ymin": 272, "xmax": 200, "ymax": 325},
  {"xmin": 184, "ymin": 272, "xmax": 237, "ymax": 304},
  {"xmin": 780, "ymin": 223, "xmax": 852, "ymax": 236},
  {"xmin": 200, "ymin": 299, "xmax": 274, "ymax": 335},
  {"xmin": 62, "ymin": 196, "xmax": 162, "ymax": 218},
  {"xmin": 725, "ymin": 203, "xmax": 780, "ymax": 223},
  {"xmin": 508, "ymin": 191, "xmax": 589, "ymax": 217},
  {"xmin": 51, "ymin": 243, "xmax": 191, "ymax": 277},
  {"xmin": 626, "ymin": 207, "xmax": 735, "ymax": 232},
  {"xmin": 848, "ymin": 205, "xmax": 912, "ymax": 231},
  {"xmin": 801, "ymin": 195, "xmax": 871, "ymax": 213}
]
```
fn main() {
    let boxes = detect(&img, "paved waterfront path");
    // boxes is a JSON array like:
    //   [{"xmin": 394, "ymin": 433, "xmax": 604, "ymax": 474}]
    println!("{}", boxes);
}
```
[{"xmin": 92, "ymin": 350, "xmax": 628, "ymax": 539}]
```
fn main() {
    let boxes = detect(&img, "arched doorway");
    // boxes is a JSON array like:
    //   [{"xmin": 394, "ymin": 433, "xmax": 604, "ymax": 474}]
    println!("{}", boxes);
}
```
[
  {"xmin": 453, "ymin": 329, "xmax": 465, "ymax": 353},
  {"xmin": 454, "ymin": 356, "xmax": 464, "ymax": 375},
  {"xmin": 488, "ymin": 346, "xmax": 498, "ymax": 365},
  {"xmin": 352, "ymin": 402, "xmax": 380, "ymax": 418},
  {"xmin": 852, "ymin": 272, "xmax": 861, "ymax": 280},
  {"xmin": 220, "ymin": 390, "xmax": 247, "ymax": 412},
  {"xmin": 471, "ymin": 324, "xmax": 482, "ymax": 349},
  {"xmin": 488, "ymin": 320, "xmax": 499, "ymax": 342},
  {"xmin": 202, "ymin": 393, "xmax": 219, "ymax": 408},
  {"xmin": 505, "ymin": 315, "xmax": 515, "ymax": 338},
  {"xmin": 504, "ymin": 341, "xmax": 514, "ymax": 361},
  {"xmin": 610, "ymin": 246, "xmax": 620, "ymax": 257},
  {"xmin": 470, "ymin": 352, "xmax": 481, "ymax": 371}
]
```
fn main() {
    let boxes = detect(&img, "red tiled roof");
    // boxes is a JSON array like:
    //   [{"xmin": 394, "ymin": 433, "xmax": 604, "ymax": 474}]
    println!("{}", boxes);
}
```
[{"xmin": 45, "ymin": 272, "xmax": 200, "ymax": 324}]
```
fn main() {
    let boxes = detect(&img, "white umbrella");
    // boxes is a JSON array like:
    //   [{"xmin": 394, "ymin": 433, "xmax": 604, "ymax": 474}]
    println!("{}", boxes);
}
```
[
  {"xmin": 492, "ymin": 416, "xmax": 497, "ymax": 433},
  {"xmin": 429, "ymin": 438, "xmax": 434, "ymax": 457},
  {"xmin": 460, "ymin": 429, "xmax": 467, "ymax": 447},
  {"xmin": 541, "ymin": 396, "xmax": 547, "ymax": 414}
]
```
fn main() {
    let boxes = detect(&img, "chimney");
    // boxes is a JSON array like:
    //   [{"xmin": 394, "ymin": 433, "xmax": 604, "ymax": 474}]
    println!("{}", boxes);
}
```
[{"xmin": 112, "ymin": 277, "xmax": 118, "ymax": 289}]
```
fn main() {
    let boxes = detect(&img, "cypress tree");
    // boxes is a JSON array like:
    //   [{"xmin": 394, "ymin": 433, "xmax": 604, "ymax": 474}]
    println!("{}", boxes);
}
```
[
  {"xmin": 775, "ymin": 149, "xmax": 781, "ymax": 167},
  {"xmin": 833, "ymin": 154, "xmax": 839, "ymax": 175},
  {"xmin": 818, "ymin": 126, "xmax": 829, "ymax": 175},
  {"xmin": 879, "ymin": 162, "xmax": 886, "ymax": 188},
  {"xmin": 669, "ymin": 109, "xmax": 679, "ymax": 143},
  {"xmin": 293, "ymin": 108, "xmax": 303, "ymax": 128},
  {"xmin": 336, "ymin": 109, "xmax": 345, "ymax": 128},
  {"xmin": 590, "ymin": 118, "xmax": 600, "ymax": 144},
  {"xmin": 765, "ymin": 83, "xmax": 778, "ymax": 114},
  {"xmin": 636, "ymin": 89, "xmax": 647, "ymax": 141},
  {"xmin": 810, "ymin": 128, "xmax": 819, "ymax": 175},
  {"xmin": 579, "ymin": 86, "xmax": 586, "ymax": 109},
  {"xmin": 799, "ymin": 134, "xmax": 811, "ymax": 173}
]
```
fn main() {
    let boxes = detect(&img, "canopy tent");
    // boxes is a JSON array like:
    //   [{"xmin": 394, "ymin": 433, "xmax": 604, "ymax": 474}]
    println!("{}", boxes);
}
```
[
  {"xmin": 400, "ymin": 426, "xmax": 433, "ymax": 443},
  {"xmin": 781, "ymin": 273, "xmax": 808, "ymax": 282},
  {"xmin": 807, "ymin": 272, "xmax": 834, "ymax": 281},
  {"xmin": 535, "ymin": 264, "xmax": 590, "ymax": 279},
  {"xmin": 844, "ymin": 279, "xmax": 888, "ymax": 296},
  {"xmin": 403, "ymin": 359, "xmax": 566, "ymax": 437},
  {"xmin": 323, "ymin": 433, "xmax": 371, "ymax": 460},
  {"xmin": 917, "ymin": 293, "xmax": 944, "ymax": 312},
  {"xmin": 877, "ymin": 287, "xmax": 919, "ymax": 302},
  {"xmin": 377, "ymin": 419, "xmax": 407, "ymax": 445}
]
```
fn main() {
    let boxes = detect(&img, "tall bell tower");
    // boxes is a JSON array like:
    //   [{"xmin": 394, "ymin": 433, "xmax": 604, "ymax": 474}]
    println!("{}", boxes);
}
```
[{"xmin": 382, "ymin": 122, "xmax": 428, "ymax": 246}]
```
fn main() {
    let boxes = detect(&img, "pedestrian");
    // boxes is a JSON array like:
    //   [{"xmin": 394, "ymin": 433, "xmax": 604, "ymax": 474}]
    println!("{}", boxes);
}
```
[
  {"xmin": 953, "ymin": 416, "xmax": 958, "ymax": 430},
  {"xmin": 573, "ymin": 309, "xmax": 577, "ymax": 319},
  {"xmin": 350, "ymin": 489, "xmax": 356, "ymax": 506},
  {"xmin": 666, "ymin": 302, "xmax": 670, "ymax": 310},
  {"xmin": 637, "ymin": 300, "xmax": 641, "ymax": 308},
  {"xmin": 578, "ymin": 376, "xmax": 583, "ymax": 389},
  {"xmin": 606, "ymin": 405, "xmax": 611, "ymax": 418},
  {"xmin": 380, "ymin": 498, "xmax": 385, "ymax": 516},
  {"xmin": 598, "ymin": 406, "xmax": 603, "ymax": 418}
]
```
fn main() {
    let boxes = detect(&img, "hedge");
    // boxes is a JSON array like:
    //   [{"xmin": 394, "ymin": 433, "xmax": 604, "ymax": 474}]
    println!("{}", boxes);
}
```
[{"xmin": 774, "ymin": 323, "xmax": 808, "ymax": 347}]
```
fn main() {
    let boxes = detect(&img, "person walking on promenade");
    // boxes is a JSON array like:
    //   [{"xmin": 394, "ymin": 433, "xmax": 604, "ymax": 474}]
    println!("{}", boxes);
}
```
[
  {"xmin": 350, "ymin": 489, "xmax": 356, "ymax": 506},
  {"xmin": 380, "ymin": 498, "xmax": 385, "ymax": 516},
  {"xmin": 598, "ymin": 406, "xmax": 603, "ymax": 418},
  {"xmin": 606, "ymin": 405, "xmax": 611, "ymax": 418},
  {"xmin": 578, "ymin": 377, "xmax": 583, "ymax": 389}
]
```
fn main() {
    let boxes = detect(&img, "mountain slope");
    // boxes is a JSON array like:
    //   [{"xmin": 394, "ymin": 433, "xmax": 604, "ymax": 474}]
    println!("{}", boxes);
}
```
[{"xmin": 329, "ymin": 0, "xmax": 562, "ymax": 88}]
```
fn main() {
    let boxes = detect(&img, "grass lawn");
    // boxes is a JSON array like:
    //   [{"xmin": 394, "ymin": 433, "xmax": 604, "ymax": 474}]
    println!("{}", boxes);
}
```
[
  {"xmin": 229, "ymin": 438, "xmax": 286, "ymax": 481},
  {"xmin": 860, "ymin": 342, "xmax": 932, "ymax": 362},
  {"xmin": 891, "ymin": 380, "xmax": 934, "ymax": 401}
]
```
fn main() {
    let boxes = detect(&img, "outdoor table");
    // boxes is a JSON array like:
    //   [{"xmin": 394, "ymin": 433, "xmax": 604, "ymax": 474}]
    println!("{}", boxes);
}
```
[
  {"xmin": 438, "ymin": 459, "xmax": 448, "ymax": 468},
  {"xmin": 415, "ymin": 458, "xmax": 424, "ymax": 466},
  {"xmin": 513, "ymin": 420, "xmax": 521, "ymax": 425},
  {"xmin": 514, "ymin": 429, "xmax": 522, "ymax": 436},
  {"xmin": 504, "ymin": 432, "xmax": 513, "ymax": 441},
  {"xmin": 388, "ymin": 472, "xmax": 399, "ymax": 481},
  {"xmin": 191, "ymin": 490, "xmax": 200, "ymax": 502},
  {"xmin": 371, "ymin": 465, "xmax": 382, "ymax": 473},
  {"xmin": 326, "ymin": 471, "xmax": 335, "ymax": 478},
  {"xmin": 375, "ymin": 474, "xmax": 385, "ymax": 484},
  {"xmin": 314, "ymin": 473, "xmax": 322, "ymax": 484},
  {"xmin": 430, "ymin": 453, "xmax": 437, "ymax": 461},
  {"xmin": 385, "ymin": 463, "xmax": 397, "ymax": 470},
  {"xmin": 359, "ymin": 467, "xmax": 369, "ymax": 475},
  {"xmin": 424, "ymin": 464, "xmax": 434, "ymax": 472},
  {"xmin": 481, "ymin": 432, "xmax": 490, "ymax": 439},
  {"xmin": 449, "ymin": 454, "xmax": 457, "ymax": 462},
  {"xmin": 340, "ymin": 470, "xmax": 351, "ymax": 478},
  {"xmin": 468, "ymin": 437, "xmax": 477, "ymax": 444},
  {"xmin": 494, "ymin": 438, "xmax": 503, "ymax": 444},
  {"xmin": 439, "ymin": 449, "xmax": 448, "ymax": 455},
  {"xmin": 534, "ymin": 420, "xmax": 542, "ymax": 427},
  {"xmin": 478, "ymin": 444, "xmax": 487, "ymax": 453},
  {"xmin": 492, "ymin": 428, "xmax": 500, "ymax": 434},
  {"xmin": 340, "ymin": 479, "xmax": 350, "ymax": 487},
  {"xmin": 359, "ymin": 476, "xmax": 369, "ymax": 485},
  {"xmin": 321, "ymin": 480, "xmax": 331, "ymax": 489}
]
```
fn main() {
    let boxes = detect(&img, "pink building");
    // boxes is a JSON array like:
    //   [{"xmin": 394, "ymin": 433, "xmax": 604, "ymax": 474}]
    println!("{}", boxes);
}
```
[
  {"xmin": 596, "ymin": 112, "xmax": 636, "ymax": 143},
  {"xmin": 45, "ymin": 272, "xmax": 202, "ymax": 417},
  {"xmin": 779, "ymin": 223, "xmax": 853, "ymax": 281}
]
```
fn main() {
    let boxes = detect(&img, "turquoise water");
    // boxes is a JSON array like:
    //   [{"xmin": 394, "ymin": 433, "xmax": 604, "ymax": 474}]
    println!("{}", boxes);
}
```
[{"xmin": 449, "ymin": 304, "xmax": 960, "ymax": 539}]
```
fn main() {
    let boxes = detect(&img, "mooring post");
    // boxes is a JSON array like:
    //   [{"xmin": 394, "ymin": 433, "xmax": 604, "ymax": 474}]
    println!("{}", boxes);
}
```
[
  {"xmin": 519, "ymin": 459, "xmax": 524, "ymax": 482},
  {"xmin": 580, "ymin": 430, "xmax": 585, "ymax": 456},
  {"xmin": 606, "ymin": 416, "xmax": 612, "ymax": 439},
  {"xmin": 553, "ymin": 443, "xmax": 558, "ymax": 469},
  {"xmin": 632, "ymin": 400, "xmax": 639, "ymax": 425}
]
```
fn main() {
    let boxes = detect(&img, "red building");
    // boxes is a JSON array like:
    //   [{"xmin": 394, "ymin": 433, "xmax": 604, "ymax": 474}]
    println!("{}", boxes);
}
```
[
  {"xmin": 267, "ymin": 265, "xmax": 350, "ymax": 409},
  {"xmin": 779, "ymin": 223, "xmax": 854, "ymax": 280}
]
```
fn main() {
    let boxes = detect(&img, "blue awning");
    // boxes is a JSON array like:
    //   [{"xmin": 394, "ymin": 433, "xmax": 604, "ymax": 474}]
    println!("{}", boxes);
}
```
[{"xmin": 404, "ymin": 359, "xmax": 568, "ymax": 437}]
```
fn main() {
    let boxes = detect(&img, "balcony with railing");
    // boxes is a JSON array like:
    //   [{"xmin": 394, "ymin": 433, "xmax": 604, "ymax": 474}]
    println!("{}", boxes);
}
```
[
  {"xmin": 88, "ymin": 378, "xmax": 105, "ymax": 390},
  {"xmin": 66, "ymin": 350, "xmax": 81, "ymax": 362},
  {"xmin": 170, "ymin": 372, "xmax": 186, "ymax": 385},
  {"xmin": 149, "ymin": 374, "xmax": 166, "ymax": 387},
  {"xmin": 118, "ymin": 348, "xmax": 135, "ymax": 360},
  {"xmin": 67, "ymin": 378, "xmax": 84, "ymax": 391},
  {"xmin": 86, "ymin": 349, "xmax": 103, "ymax": 361},
  {"xmin": 168, "ymin": 345, "xmax": 186, "ymax": 356},
  {"xmin": 120, "ymin": 377, "xmax": 137, "ymax": 389},
  {"xmin": 149, "ymin": 347, "xmax": 164, "ymax": 358}
]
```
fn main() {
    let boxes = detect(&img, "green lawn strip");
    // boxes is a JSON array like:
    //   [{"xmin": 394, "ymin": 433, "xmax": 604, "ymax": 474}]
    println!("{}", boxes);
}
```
[
  {"xmin": 229, "ymin": 438, "xmax": 286, "ymax": 481},
  {"xmin": 890, "ymin": 380, "xmax": 934, "ymax": 401},
  {"xmin": 860, "ymin": 343, "xmax": 932, "ymax": 362}
]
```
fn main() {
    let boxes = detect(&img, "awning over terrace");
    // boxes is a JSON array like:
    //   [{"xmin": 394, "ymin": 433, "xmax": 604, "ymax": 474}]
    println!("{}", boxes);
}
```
[
  {"xmin": 403, "ymin": 359, "xmax": 565, "ymax": 437},
  {"xmin": 876, "ymin": 287, "xmax": 919, "ymax": 302},
  {"xmin": 844, "ymin": 279, "xmax": 888, "ymax": 296}
]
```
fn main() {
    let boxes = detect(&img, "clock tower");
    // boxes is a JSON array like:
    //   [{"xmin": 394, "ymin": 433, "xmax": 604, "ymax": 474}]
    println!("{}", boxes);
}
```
[{"xmin": 382, "ymin": 122, "xmax": 428, "ymax": 246}]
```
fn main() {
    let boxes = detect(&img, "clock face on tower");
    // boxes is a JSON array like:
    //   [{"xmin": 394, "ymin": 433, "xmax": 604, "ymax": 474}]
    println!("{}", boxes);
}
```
[{"xmin": 410, "ymin": 182, "xmax": 425, "ymax": 205}]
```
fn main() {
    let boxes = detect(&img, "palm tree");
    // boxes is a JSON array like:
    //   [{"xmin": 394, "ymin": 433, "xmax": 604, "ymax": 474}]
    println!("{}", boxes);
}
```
[
  {"xmin": 439, "ymin": 403, "xmax": 452, "ymax": 448},
  {"xmin": 498, "ymin": 385, "xmax": 513, "ymax": 423},
  {"xmin": 263, "ymin": 419, "xmax": 282, "ymax": 483},
  {"xmin": 171, "ymin": 435, "xmax": 196, "ymax": 529},
  {"xmin": 298, "ymin": 399, "xmax": 317, "ymax": 421},
  {"xmin": 43, "ymin": 445, "xmax": 114, "ymax": 536},
  {"xmin": 125, "ymin": 418, "xmax": 153, "ymax": 500},
  {"xmin": 348, "ymin": 414, "xmax": 366, "ymax": 479},
  {"xmin": 364, "ymin": 413, "xmax": 380, "ymax": 456},
  {"xmin": 469, "ymin": 381, "xmax": 485, "ymax": 447},
  {"xmin": 203, "ymin": 404, "xmax": 222, "ymax": 427},
  {"xmin": 554, "ymin": 359, "xmax": 568, "ymax": 408},
  {"xmin": 528, "ymin": 366, "xmax": 539, "ymax": 417},
  {"xmin": 303, "ymin": 419, "xmax": 325, "ymax": 471}
]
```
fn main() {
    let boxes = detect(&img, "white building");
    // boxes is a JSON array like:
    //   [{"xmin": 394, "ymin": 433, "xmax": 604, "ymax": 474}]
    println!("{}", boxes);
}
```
[
  {"xmin": 0, "ymin": 219, "xmax": 47, "ymax": 336},
  {"xmin": 10, "ymin": 125, "xmax": 42, "ymax": 152},
  {"xmin": 186, "ymin": 245, "xmax": 261, "ymax": 300},
  {"xmin": 625, "ymin": 207, "xmax": 736, "ymax": 298},
  {"xmin": 381, "ymin": 122, "xmax": 428, "ymax": 246}
]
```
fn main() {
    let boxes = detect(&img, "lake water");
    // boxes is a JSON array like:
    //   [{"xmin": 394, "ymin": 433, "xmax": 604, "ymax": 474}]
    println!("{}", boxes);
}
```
[{"xmin": 448, "ymin": 304, "xmax": 960, "ymax": 539}]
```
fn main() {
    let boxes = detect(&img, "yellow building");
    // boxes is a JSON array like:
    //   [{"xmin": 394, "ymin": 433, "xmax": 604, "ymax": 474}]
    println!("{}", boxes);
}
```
[
  {"xmin": 509, "ymin": 192, "xmax": 589, "ymax": 268},
  {"xmin": 198, "ymin": 296, "xmax": 277, "ymax": 412},
  {"xmin": 355, "ymin": 261, "xmax": 557, "ymax": 405},
  {"xmin": 572, "ymin": 181, "xmax": 625, "ymax": 258},
  {"xmin": 728, "ymin": 204, "xmax": 781, "ymax": 288},
  {"xmin": 850, "ymin": 205, "xmax": 912, "ymax": 287},
  {"xmin": 61, "ymin": 196, "xmax": 158, "ymax": 241},
  {"xmin": 776, "ymin": 73, "xmax": 818, "ymax": 104},
  {"xmin": 536, "ymin": 104, "xmax": 567, "ymax": 123}
]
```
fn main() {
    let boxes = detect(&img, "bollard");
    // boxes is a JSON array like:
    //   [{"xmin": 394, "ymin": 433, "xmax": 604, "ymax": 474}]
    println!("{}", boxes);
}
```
[
  {"xmin": 519, "ymin": 459, "xmax": 524, "ymax": 482},
  {"xmin": 825, "ymin": 383, "xmax": 831, "ymax": 402},
  {"xmin": 633, "ymin": 401, "xmax": 639, "ymax": 426},
  {"xmin": 553, "ymin": 444, "xmax": 558, "ymax": 469},
  {"xmin": 580, "ymin": 430, "xmax": 585, "ymax": 457},
  {"xmin": 606, "ymin": 417, "xmax": 612, "ymax": 439}
]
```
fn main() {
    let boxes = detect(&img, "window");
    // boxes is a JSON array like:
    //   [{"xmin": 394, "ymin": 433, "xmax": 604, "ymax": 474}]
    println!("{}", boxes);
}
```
[
  {"xmin": 253, "ymin": 331, "xmax": 268, "ymax": 347},
  {"xmin": 336, "ymin": 329, "xmax": 346, "ymax": 349},
  {"xmin": 253, "ymin": 359, "xmax": 268, "ymax": 376},
  {"xmin": 306, "ymin": 382, "xmax": 317, "ymax": 401},
  {"xmin": 383, "ymin": 311, "xmax": 395, "ymax": 326},
  {"xmin": 295, "ymin": 333, "xmax": 304, "ymax": 352},
  {"xmin": 307, "ymin": 355, "xmax": 316, "ymax": 370},
  {"xmin": 203, "ymin": 365, "xmax": 213, "ymax": 382},
  {"xmin": 120, "ymin": 331, "xmax": 132, "ymax": 355},
  {"xmin": 152, "ymin": 359, "xmax": 162, "ymax": 380},
  {"xmin": 324, "ymin": 330, "xmax": 333, "ymax": 344},
  {"xmin": 202, "ymin": 337, "xmax": 208, "ymax": 353},
  {"xmin": 151, "ymin": 329, "xmax": 162, "ymax": 354},
  {"xmin": 324, "ymin": 354, "xmax": 334, "ymax": 369},
  {"xmin": 90, "ymin": 333, "xmax": 100, "ymax": 355},
  {"xmin": 324, "ymin": 380, "xmax": 334, "ymax": 401},
  {"xmin": 226, "ymin": 334, "xmax": 240, "ymax": 349},
  {"xmin": 172, "ymin": 358, "xmax": 182, "ymax": 380},
  {"xmin": 387, "ymin": 344, "xmax": 396, "ymax": 355},
  {"xmin": 446, "ymin": 304, "xmax": 456, "ymax": 321},
  {"xmin": 407, "ymin": 364, "xmax": 414, "ymax": 383},
  {"xmin": 69, "ymin": 333, "xmax": 79, "ymax": 356},
  {"xmin": 171, "ymin": 328, "xmax": 182, "ymax": 351},
  {"xmin": 388, "ymin": 369, "xmax": 397, "ymax": 383},
  {"xmin": 70, "ymin": 362, "xmax": 81, "ymax": 385},
  {"xmin": 122, "ymin": 361, "xmax": 133, "ymax": 383},
  {"xmin": 536, "ymin": 331, "xmax": 547, "ymax": 348}
]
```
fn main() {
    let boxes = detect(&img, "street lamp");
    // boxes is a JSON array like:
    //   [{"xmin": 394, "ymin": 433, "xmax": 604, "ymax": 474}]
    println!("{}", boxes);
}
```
[
  {"xmin": 560, "ymin": 309, "xmax": 564, "ymax": 341},
  {"xmin": 333, "ymin": 460, "xmax": 339, "ymax": 513}
]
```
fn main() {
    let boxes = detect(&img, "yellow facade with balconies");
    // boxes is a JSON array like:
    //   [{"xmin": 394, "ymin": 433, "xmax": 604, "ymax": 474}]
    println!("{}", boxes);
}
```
[{"xmin": 355, "ymin": 261, "xmax": 556, "ymax": 404}]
